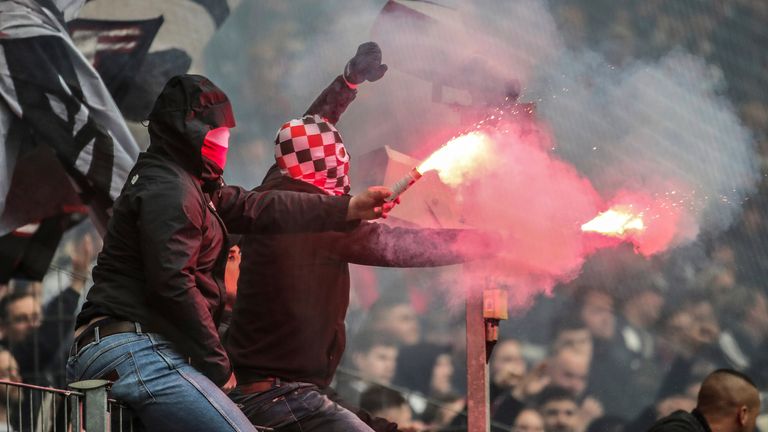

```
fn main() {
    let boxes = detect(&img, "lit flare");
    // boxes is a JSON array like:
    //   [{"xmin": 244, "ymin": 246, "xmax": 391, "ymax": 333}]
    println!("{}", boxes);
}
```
[
  {"xmin": 581, "ymin": 207, "xmax": 644, "ymax": 237},
  {"xmin": 387, "ymin": 131, "xmax": 493, "ymax": 201},
  {"xmin": 418, "ymin": 131, "xmax": 493, "ymax": 186}
]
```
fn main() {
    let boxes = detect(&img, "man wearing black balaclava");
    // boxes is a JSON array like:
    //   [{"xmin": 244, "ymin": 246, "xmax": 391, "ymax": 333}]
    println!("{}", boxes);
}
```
[
  {"xmin": 226, "ymin": 43, "xmax": 497, "ymax": 432},
  {"xmin": 66, "ymin": 74, "xmax": 394, "ymax": 432}
]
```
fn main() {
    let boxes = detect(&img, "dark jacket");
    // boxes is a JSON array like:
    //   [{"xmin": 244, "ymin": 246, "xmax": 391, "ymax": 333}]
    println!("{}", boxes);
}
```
[
  {"xmin": 227, "ymin": 172, "xmax": 492, "ymax": 387},
  {"xmin": 226, "ymin": 73, "xmax": 493, "ymax": 387},
  {"xmin": 76, "ymin": 75, "xmax": 352, "ymax": 386},
  {"xmin": 647, "ymin": 409, "xmax": 712, "ymax": 432}
]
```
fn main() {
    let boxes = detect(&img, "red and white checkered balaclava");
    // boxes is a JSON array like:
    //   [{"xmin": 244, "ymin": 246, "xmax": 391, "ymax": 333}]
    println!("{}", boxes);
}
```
[{"xmin": 274, "ymin": 114, "xmax": 350, "ymax": 195}]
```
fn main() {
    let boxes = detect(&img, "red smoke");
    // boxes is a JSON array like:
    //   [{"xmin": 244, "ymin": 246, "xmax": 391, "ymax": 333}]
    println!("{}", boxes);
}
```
[
  {"xmin": 425, "ymin": 120, "xmax": 687, "ymax": 307},
  {"xmin": 585, "ymin": 189, "xmax": 685, "ymax": 257}
]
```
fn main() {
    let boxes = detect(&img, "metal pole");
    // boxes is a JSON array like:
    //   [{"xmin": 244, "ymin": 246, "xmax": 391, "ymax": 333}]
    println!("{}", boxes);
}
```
[
  {"xmin": 69, "ymin": 380, "xmax": 111, "ymax": 432},
  {"xmin": 466, "ymin": 294, "xmax": 488, "ymax": 432}
]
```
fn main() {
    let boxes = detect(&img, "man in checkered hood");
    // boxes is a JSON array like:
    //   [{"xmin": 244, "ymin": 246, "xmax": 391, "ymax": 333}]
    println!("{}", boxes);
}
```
[
  {"xmin": 226, "ymin": 42, "xmax": 498, "ymax": 432},
  {"xmin": 274, "ymin": 114, "xmax": 351, "ymax": 196}
]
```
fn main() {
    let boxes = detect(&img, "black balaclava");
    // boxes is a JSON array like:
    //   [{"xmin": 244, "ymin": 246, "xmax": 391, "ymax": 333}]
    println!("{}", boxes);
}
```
[{"xmin": 146, "ymin": 74, "xmax": 235, "ymax": 190}]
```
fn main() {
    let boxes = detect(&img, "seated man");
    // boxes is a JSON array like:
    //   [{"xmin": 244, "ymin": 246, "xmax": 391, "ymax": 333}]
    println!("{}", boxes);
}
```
[
  {"xmin": 226, "ymin": 43, "xmax": 496, "ymax": 432},
  {"xmin": 335, "ymin": 331, "xmax": 399, "ymax": 406},
  {"xmin": 537, "ymin": 386, "xmax": 580, "ymax": 432},
  {"xmin": 648, "ymin": 369, "xmax": 760, "ymax": 432},
  {"xmin": 0, "ymin": 274, "xmax": 83, "ymax": 388}
]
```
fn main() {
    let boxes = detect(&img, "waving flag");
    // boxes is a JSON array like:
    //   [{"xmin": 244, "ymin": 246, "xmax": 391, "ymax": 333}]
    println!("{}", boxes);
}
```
[{"xmin": 0, "ymin": 0, "xmax": 140, "ymax": 281}]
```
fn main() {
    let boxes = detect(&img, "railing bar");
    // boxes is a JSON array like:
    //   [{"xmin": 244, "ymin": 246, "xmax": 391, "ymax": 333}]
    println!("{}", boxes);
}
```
[
  {"xmin": 29, "ymin": 387, "xmax": 33, "ymax": 432},
  {"xmin": 5, "ymin": 384, "xmax": 9, "ymax": 432},
  {"xmin": 17, "ymin": 387, "xmax": 22, "ymax": 431},
  {"xmin": 53, "ymin": 394, "xmax": 58, "ymax": 432},
  {"xmin": 0, "ymin": 380, "xmax": 83, "ymax": 397},
  {"xmin": 64, "ymin": 394, "xmax": 68, "ymax": 432}
]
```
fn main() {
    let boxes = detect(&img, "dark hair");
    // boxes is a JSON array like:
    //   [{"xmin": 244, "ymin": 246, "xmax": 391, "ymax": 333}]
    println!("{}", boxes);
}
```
[
  {"xmin": 709, "ymin": 368, "xmax": 758, "ymax": 389},
  {"xmin": 349, "ymin": 330, "xmax": 400, "ymax": 354},
  {"xmin": 572, "ymin": 284, "xmax": 613, "ymax": 307},
  {"xmin": 367, "ymin": 296, "xmax": 412, "ymax": 323},
  {"xmin": 0, "ymin": 290, "xmax": 35, "ymax": 321},
  {"xmin": 359, "ymin": 385, "xmax": 407, "ymax": 413},
  {"xmin": 536, "ymin": 385, "xmax": 577, "ymax": 407},
  {"xmin": 550, "ymin": 313, "xmax": 588, "ymax": 340}
]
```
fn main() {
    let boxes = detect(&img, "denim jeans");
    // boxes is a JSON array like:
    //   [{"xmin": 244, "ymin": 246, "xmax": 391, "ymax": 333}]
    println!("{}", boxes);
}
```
[
  {"xmin": 230, "ymin": 382, "xmax": 374, "ymax": 432},
  {"xmin": 67, "ymin": 329, "xmax": 255, "ymax": 432}
]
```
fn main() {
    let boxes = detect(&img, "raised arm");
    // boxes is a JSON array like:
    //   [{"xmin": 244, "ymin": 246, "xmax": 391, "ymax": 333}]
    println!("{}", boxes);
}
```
[{"xmin": 303, "ymin": 42, "xmax": 387, "ymax": 124}]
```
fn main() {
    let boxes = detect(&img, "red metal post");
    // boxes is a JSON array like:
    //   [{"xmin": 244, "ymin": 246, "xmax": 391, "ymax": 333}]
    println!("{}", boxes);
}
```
[{"xmin": 465, "ymin": 295, "xmax": 489, "ymax": 432}]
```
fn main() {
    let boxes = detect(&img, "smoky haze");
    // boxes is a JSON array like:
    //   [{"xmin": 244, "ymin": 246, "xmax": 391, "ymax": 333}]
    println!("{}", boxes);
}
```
[{"xmin": 205, "ymin": 1, "xmax": 759, "ymax": 307}]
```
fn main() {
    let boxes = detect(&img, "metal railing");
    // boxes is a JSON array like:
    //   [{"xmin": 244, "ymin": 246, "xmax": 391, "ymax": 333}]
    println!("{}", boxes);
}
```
[{"xmin": 0, "ymin": 379, "xmax": 137, "ymax": 432}]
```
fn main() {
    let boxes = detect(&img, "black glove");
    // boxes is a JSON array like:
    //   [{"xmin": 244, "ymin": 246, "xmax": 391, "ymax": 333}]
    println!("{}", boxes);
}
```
[{"xmin": 344, "ymin": 41, "xmax": 388, "ymax": 85}]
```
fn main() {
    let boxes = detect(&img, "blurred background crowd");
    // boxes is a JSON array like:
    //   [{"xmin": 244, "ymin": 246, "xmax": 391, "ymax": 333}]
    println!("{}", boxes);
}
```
[{"xmin": 0, "ymin": 0, "xmax": 767, "ymax": 431}]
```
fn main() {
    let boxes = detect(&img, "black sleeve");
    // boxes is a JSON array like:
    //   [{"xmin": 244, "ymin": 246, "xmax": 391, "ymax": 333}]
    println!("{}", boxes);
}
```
[
  {"xmin": 13, "ymin": 287, "xmax": 80, "ymax": 376},
  {"xmin": 331, "ymin": 222, "xmax": 497, "ymax": 267},
  {"xmin": 137, "ymin": 178, "xmax": 230, "ymax": 385},
  {"xmin": 212, "ymin": 185, "xmax": 353, "ymax": 235},
  {"xmin": 303, "ymin": 75, "xmax": 357, "ymax": 124}
]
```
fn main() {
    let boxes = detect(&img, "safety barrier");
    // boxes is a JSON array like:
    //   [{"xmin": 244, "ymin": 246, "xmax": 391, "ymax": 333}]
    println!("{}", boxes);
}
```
[{"xmin": 0, "ymin": 379, "xmax": 136, "ymax": 431}]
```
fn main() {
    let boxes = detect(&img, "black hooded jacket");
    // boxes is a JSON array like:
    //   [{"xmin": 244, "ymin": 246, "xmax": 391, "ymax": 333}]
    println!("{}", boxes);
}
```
[
  {"xmin": 227, "ymin": 172, "xmax": 492, "ymax": 388},
  {"xmin": 76, "ymin": 75, "xmax": 353, "ymax": 386},
  {"xmin": 225, "ymin": 74, "xmax": 495, "ymax": 388}
]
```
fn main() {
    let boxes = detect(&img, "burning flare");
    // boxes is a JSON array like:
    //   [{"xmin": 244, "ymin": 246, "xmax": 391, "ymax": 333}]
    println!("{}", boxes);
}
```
[
  {"xmin": 388, "ymin": 131, "xmax": 494, "ymax": 201},
  {"xmin": 581, "ymin": 207, "xmax": 645, "ymax": 237},
  {"xmin": 418, "ymin": 131, "xmax": 493, "ymax": 186}
]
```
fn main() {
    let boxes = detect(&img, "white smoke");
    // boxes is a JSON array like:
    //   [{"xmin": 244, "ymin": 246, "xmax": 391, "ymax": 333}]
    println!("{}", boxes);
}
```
[{"xmin": 532, "ymin": 49, "xmax": 759, "ymax": 241}]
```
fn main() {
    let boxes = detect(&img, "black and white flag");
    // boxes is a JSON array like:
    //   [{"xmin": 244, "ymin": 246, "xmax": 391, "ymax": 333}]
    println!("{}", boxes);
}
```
[{"xmin": 0, "ymin": 0, "xmax": 140, "ymax": 280}]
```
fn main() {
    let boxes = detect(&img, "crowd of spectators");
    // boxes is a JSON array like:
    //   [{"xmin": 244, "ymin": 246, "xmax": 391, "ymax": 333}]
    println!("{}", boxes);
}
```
[
  {"xmin": 0, "ymin": 1, "xmax": 766, "ymax": 431},
  {"xmin": 329, "ymin": 222, "xmax": 767, "ymax": 432}
]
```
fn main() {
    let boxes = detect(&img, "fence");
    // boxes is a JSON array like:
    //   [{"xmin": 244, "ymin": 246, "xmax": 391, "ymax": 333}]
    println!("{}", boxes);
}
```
[{"xmin": 0, "ymin": 379, "xmax": 136, "ymax": 432}]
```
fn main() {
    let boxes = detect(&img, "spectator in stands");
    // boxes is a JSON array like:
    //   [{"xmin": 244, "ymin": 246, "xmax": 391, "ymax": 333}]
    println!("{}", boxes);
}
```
[
  {"xmin": 394, "ymin": 343, "xmax": 455, "ymax": 399},
  {"xmin": 550, "ymin": 315, "xmax": 593, "ymax": 360},
  {"xmin": 513, "ymin": 408, "xmax": 545, "ymax": 432},
  {"xmin": 0, "ymin": 348, "xmax": 21, "ymax": 432},
  {"xmin": 1, "ymin": 233, "xmax": 91, "ymax": 387},
  {"xmin": 574, "ymin": 285, "xmax": 616, "ymax": 343},
  {"xmin": 359, "ymin": 386, "xmax": 423, "ymax": 430},
  {"xmin": 364, "ymin": 297, "xmax": 421, "ymax": 347},
  {"xmin": 656, "ymin": 293, "xmax": 729, "ymax": 400},
  {"xmin": 648, "ymin": 369, "xmax": 760, "ymax": 432},
  {"xmin": 537, "ymin": 386, "xmax": 580, "ymax": 432},
  {"xmin": 0, "ymin": 291, "xmax": 41, "ymax": 347},
  {"xmin": 718, "ymin": 286, "xmax": 768, "ymax": 370},
  {"xmin": 493, "ymin": 346, "xmax": 601, "ymax": 429},
  {"xmin": 489, "ymin": 338, "xmax": 527, "ymax": 402},
  {"xmin": 546, "ymin": 347, "xmax": 590, "ymax": 398},
  {"xmin": 335, "ymin": 332, "xmax": 400, "ymax": 406},
  {"xmin": 589, "ymin": 278, "xmax": 665, "ymax": 419}
]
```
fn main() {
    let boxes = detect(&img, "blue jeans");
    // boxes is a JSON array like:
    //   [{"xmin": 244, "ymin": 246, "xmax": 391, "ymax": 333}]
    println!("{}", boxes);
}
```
[
  {"xmin": 67, "ymin": 330, "xmax": 255, "ymax": 432},
  {"xmin": 229, "ymin": 382, "xmax": 373, "ymax": 432}
]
